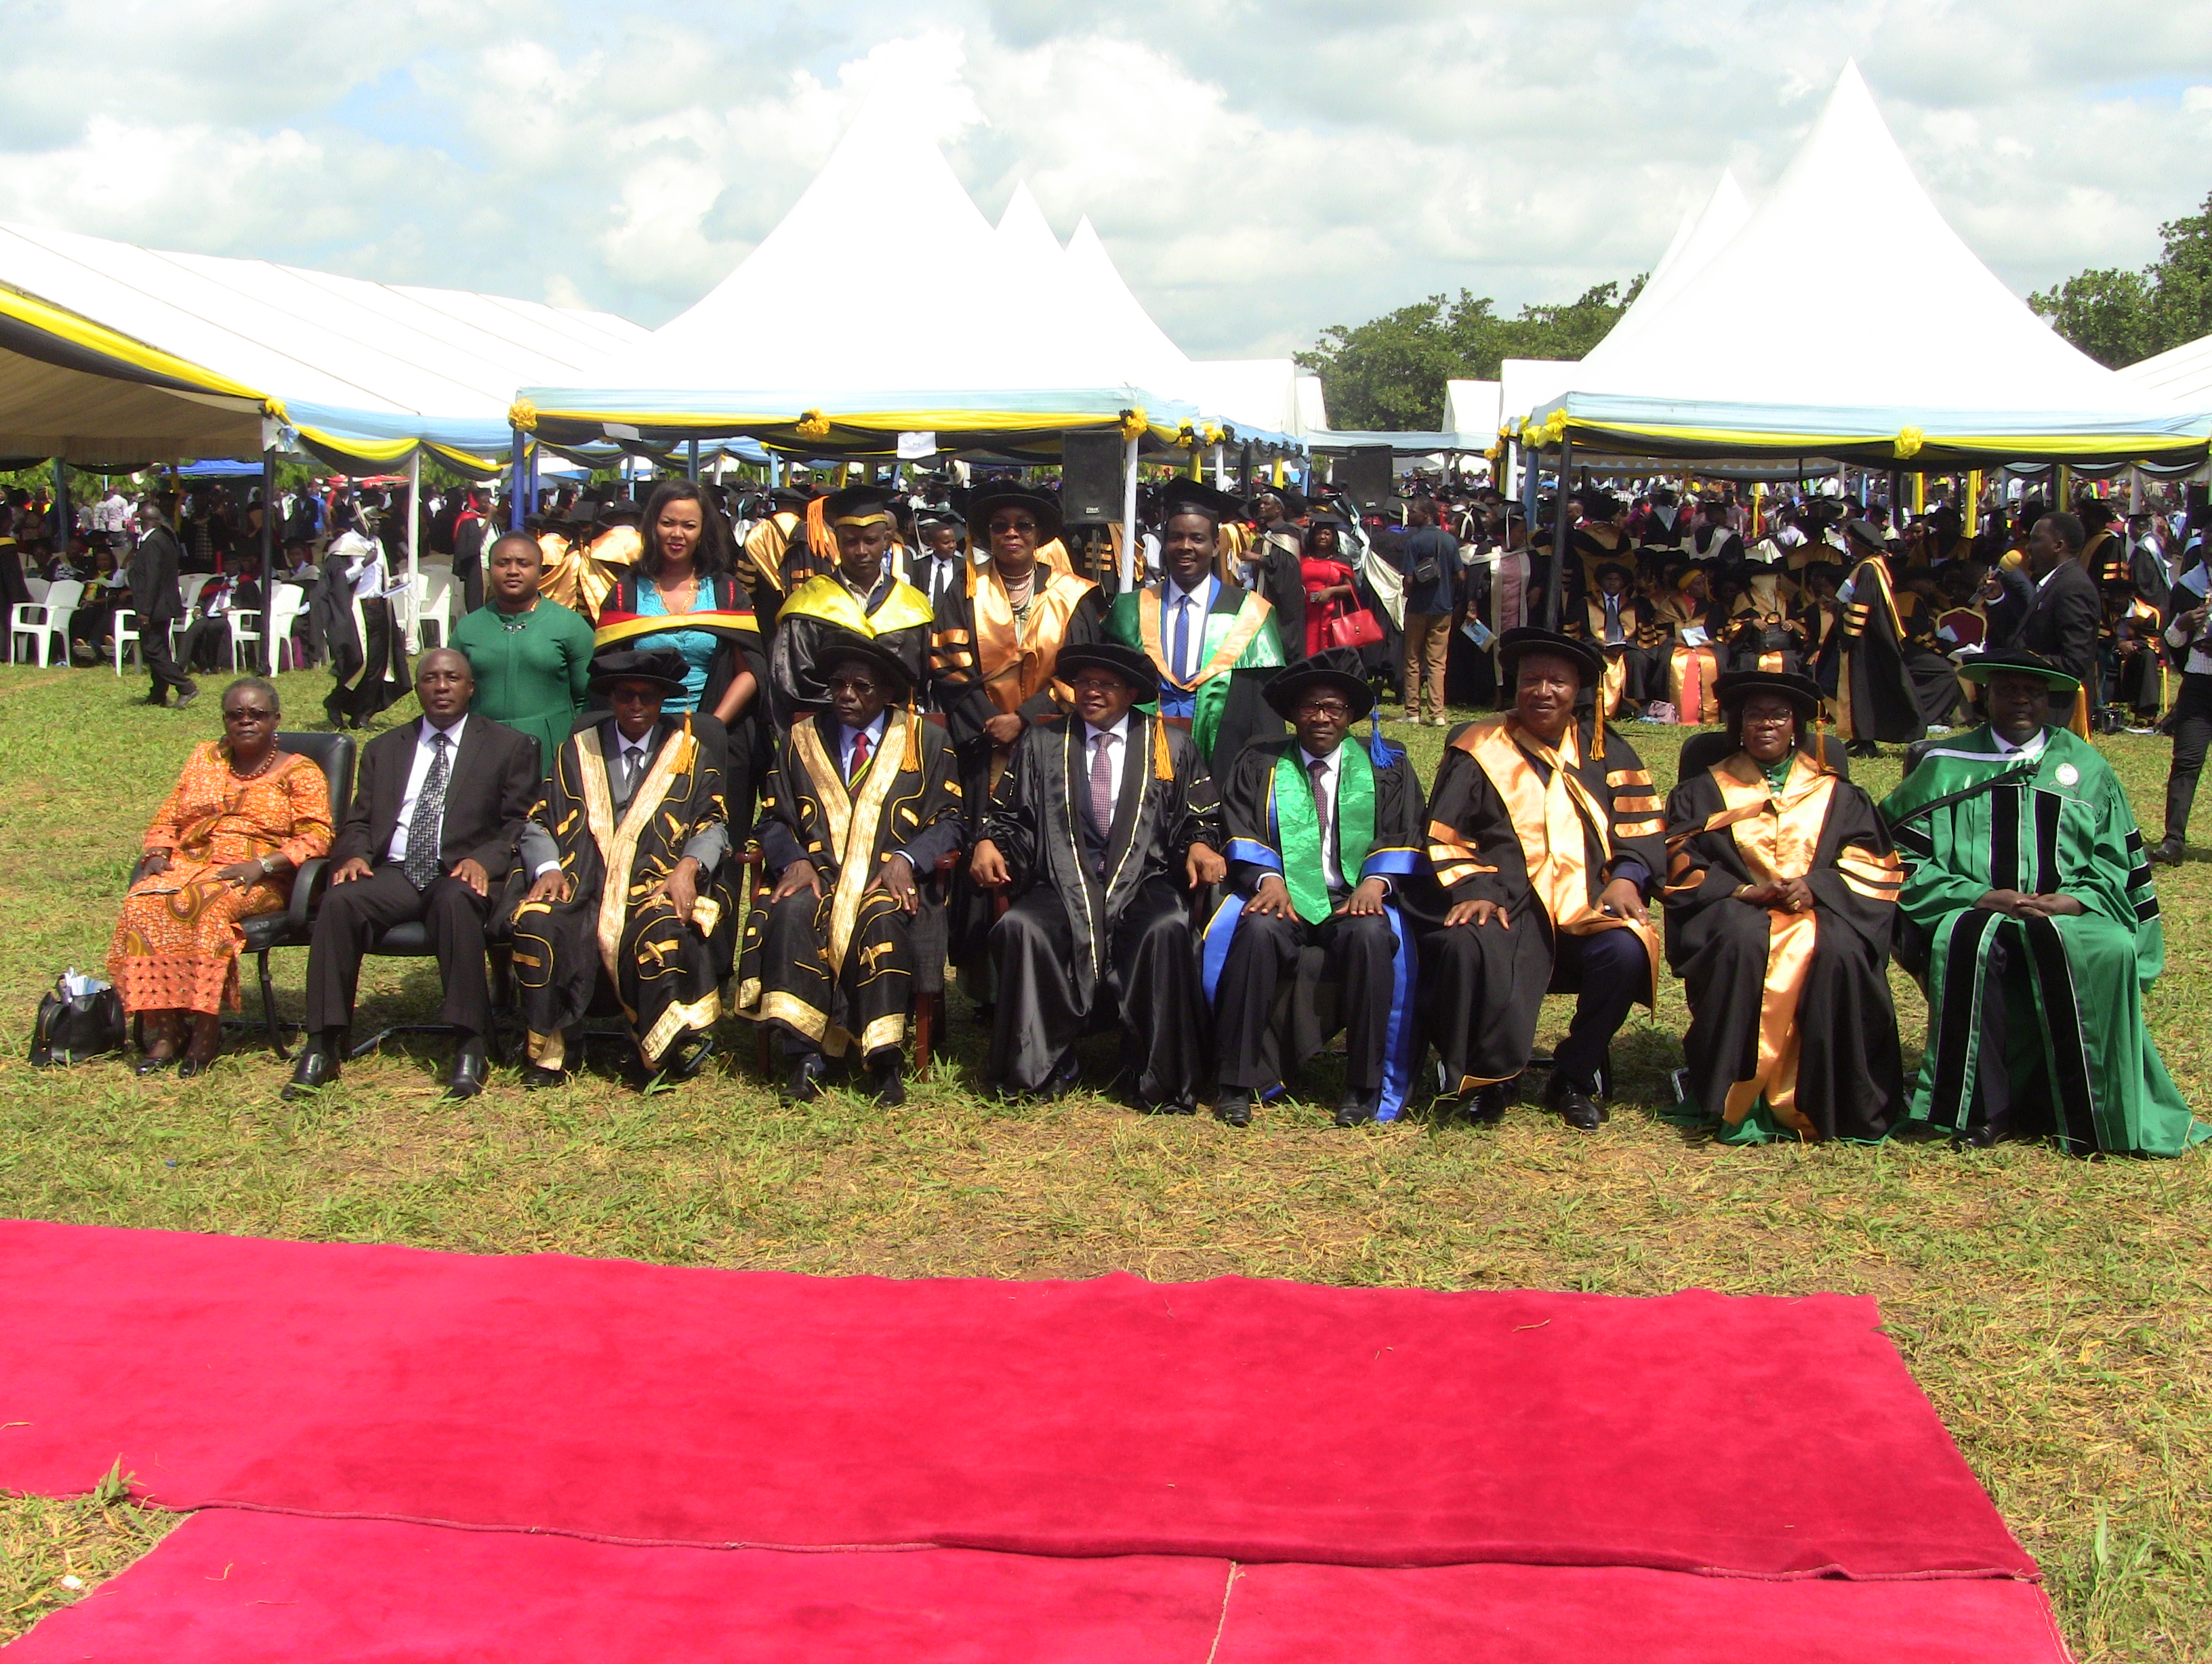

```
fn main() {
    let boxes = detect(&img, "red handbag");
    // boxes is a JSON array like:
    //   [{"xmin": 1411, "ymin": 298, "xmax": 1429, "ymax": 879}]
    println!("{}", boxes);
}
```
[{"xmin": 1322, "ymin": 602, "xmax": 1385, "ymax": 650}]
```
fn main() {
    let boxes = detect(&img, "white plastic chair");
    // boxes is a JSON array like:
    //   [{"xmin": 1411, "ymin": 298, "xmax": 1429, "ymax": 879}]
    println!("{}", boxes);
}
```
[
  {"xmin": 169, "ymin": 575, "xmax": 216, "ymax": 657},
  {"xmin": 266, "ymin": 583, "xmax": 309, "ymax": 669},
  {"xmin": 415, "ymin": 570, "xmax": 453, "ymax": 650},
  {"xmin": 26, "ymin": 577, "xmax": 48, "ymax": 604},
  {"xmin": 225, "ymin": 606, "xmax": 262, "ymax": 670},
  {"xmin": 112, "ymin": 607, "xmax": 140, "ymax": 673},
  {"xmin": 11, "ymin": 580, "xmax": 83, "ymax": 667}
]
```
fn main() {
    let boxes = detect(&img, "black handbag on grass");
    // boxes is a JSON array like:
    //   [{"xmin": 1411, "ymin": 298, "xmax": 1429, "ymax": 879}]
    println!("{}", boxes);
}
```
[{"xmin": 30, "ymin": 974, "xmax": 126, "ymax": 1066}]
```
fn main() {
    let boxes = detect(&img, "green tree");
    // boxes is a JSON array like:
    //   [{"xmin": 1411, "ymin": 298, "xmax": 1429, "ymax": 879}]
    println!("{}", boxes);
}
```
[
  {"xmin": 2030, "ymin": 188, "xmax": 2212, "ymax": 367},
  {"xmin": 1298, "ymin": 279, "xmax": 1642, "ymax": 431}
]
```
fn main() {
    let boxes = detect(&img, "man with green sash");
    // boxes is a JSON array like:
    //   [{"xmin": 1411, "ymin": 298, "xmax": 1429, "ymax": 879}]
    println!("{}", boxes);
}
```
[
  {"xmin": 1105, "ymin": 478, "xmax": 1285, "ymax": 778},
  {"xmin": 1883, "ymin": 649, "xmax": 2203, "ymax": 1155},
  {"xmin": 768, "ymin": 484, "xmax": 936, "ymax": 726},
  {"xmin": 1202, "ymin": 654, "xmax": 1430, "ymax": 1127}
]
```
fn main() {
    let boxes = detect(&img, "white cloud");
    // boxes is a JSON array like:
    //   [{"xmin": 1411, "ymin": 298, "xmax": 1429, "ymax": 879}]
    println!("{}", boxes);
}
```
[{"xmin": 0, "ymin": 1, "xmax": 2202, "ymax": 360}]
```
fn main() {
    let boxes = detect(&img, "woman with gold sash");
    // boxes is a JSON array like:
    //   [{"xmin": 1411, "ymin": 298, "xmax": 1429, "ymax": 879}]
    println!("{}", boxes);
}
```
[
  {"xmin": 928, "ymin": 486, "xmax": 1103, "ymax": 1007},
  {"xmin": 1652, "ymin": 561, "xmax": 1723, "ymax": 724},
  {"xmin": 1661, "ymin": 671, "xmax": 1905, "ymax": 1144}
]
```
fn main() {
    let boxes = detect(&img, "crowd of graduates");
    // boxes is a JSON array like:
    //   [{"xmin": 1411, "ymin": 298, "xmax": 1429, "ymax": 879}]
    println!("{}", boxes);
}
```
[{"xmin": 95, "ymin": 461, "xmax": 2206, "ymax": 1158}]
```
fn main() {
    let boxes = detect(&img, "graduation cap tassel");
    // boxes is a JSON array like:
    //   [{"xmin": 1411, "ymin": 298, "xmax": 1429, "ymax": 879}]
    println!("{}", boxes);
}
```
[
  {"xmin": 1368, "ymin": 711, "xmax": 1391, "ymax": 768},
  {"xmin": 904, "ymin": 696, "xmax": 920, "ymax": 771},
  {"xmin": 2070, "ymin": 683, "xmax": 2092, "ymax": 740},
  {"xmin": 1152, "ymin": 711, "xmax": 1174, "ymax": 782}
]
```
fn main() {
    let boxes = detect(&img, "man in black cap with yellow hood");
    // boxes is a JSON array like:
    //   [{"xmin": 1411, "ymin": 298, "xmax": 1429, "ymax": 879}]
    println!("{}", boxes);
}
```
[
  {"xmin": 768, "ymin": 482, "xmax": 935, "ymax": 725},
  {"xmin": 1424, "ymin": 626, "xmax": 1664, "ymax": 1129}
]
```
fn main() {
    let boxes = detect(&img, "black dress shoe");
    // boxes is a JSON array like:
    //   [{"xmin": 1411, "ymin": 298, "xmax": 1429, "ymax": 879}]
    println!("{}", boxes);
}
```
[
  {"xmin": 281, "ymin": 1037, "xmax": 342, "ymax": 1100},
  {"xmin": 1553, "ymin": 1087, "xmax": 1603, "ymax": 1131},
  {"xmin": 445, "ymin": 1037, "xmax": 489, "ymax": 1100},
  {"xmin": 1467, "ymin": 1082, "xmax": 1509, "ymax": 1124},
  {"xmin": 1334, "ymin": 1087, "xmax": 1380, "ymax": 1127},
  {"xmin": 781, "ymin": 1053, "xmax": 825, "ymax": 1103},
  {"xmin": 134, "ymin": 1052, "xmax": 177, "ymax": 1077},
  {"xmin": 1214, "ymin": 1090, "xmax": 1253, "ymax": 1127},
  {"xmin": 521, "ymin": 1065, "xmax": 569, "ymax": 1091},
  {"xmin": 1042, "ymin": 1050, "xmax": 1083, "ymax": 1100},
  {"xmin": 1954, "ymin": 1122, "xmax": 2002, "ymax": 1149},
  {"xmin": 2149, "ymin": 836, "xmax": 2186, "ymax": 867},
  {"xmin": 173, "ymin": 684, "xmax": 200, "ymax": 711},
  {"xmin": 864, "ymin": 1052, "xmax": 905, "ymax": 1106},
  {"xmin": 176, "ymin": 1056, "xmax": 214, "ymax": 1079}
]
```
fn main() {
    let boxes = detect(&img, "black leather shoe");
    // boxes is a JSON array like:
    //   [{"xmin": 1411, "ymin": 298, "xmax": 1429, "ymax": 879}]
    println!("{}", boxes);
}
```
[
  {"xmin": 1553, "ymin": 1087, "xmax": 1603, "ymax": 1131},
  {"xmin": 521, "ymin": 1065, "xmax": 569, "ymax": 1091},
  {"xmin": 1042, "ymin": 1050, "xmax": 1082, "ymax": 1100},
  {"xmin": 781, "ymin": 1053, "xmax": 825, "ymax": 1103},
  {"xmin": 1954, "ymin": 1122, "xmax": 2002, "ymax": 1149},
  {"xmin": 864, "ymin": 1052, "xmax": 905, "ymax": 1106},
  {"xmin": 173, "ymin": 684, "xmax": 200, "ymax": 711},
  {"xmin": 2150, "ymin": 836, "xmax": 2186, "ymax": 867},
  {"xmin": 1468, "ymin": 1082, "xmax": 1509, "ymax": 1124},
  {"xmin": 281, "ymin": 1039, "xmax": 341, "ymax": 1100},
  {"xmin": 1214, "ymin": 1090, "xmax": 1253, "ymax": 1127},
  {"xmin": 176, "ymin": 1056, "xmax": 213, "ymax": 1079},
  {"xmin": 445, "ymin": 1037, "xmax": 489, "ymax": 1100},
  {"xmin": 1334, "ymin": 1088, "xmax": 1380, "ymax": 1127},
  {"xmin": 134, "ymin": 1052, "xmax": 177, "ymax": 1077}
]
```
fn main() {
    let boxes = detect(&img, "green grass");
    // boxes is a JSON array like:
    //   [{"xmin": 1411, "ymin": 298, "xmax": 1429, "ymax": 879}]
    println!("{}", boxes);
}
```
[{"xmin": 1, "ymin": 664, "xmax": 2208, "ymax": 1659}]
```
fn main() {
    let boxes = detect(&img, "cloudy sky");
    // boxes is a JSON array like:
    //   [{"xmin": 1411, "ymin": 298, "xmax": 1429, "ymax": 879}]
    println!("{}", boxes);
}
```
[{"xmin": 1, "ymin": 1, "xmax": 2205, "ymax": 356}]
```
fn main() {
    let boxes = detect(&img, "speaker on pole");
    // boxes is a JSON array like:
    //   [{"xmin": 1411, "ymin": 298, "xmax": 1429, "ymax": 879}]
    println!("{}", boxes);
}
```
[
  {"xmin": 1059, "ymin": 431, "xmax": 1127, "ymax": 525},
  {"xmin": 1340, "ymin": 444, "xmax": 1395, "ymax": 510}
]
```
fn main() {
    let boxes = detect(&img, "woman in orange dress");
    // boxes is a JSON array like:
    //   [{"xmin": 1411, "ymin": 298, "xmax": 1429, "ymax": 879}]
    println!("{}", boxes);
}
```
[{"xmin": 108, "ymin": 678, "xmax": 332, "ymax": 1075}]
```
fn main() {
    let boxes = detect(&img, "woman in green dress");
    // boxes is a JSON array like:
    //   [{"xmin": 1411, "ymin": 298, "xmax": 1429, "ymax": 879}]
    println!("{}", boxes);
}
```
[{"xmin": 449, "ymin": 531, "xmax": 597, "ymax": 776}]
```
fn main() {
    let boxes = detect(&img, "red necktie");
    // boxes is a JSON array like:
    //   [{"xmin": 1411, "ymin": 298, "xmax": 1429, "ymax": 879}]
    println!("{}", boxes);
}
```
[{"xmin": 849, "ymin": 729, "xmax": 870, "ymax": 781}]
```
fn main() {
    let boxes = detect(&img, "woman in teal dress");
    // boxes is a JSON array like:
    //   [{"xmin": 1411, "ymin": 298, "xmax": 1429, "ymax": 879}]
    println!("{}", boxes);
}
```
[{"xmin": 449, "ymin": 530, "xmax": 597, "ymax": 776}]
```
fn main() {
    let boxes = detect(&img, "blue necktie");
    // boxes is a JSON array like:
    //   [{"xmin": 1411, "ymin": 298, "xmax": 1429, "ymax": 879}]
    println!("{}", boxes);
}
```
[{"xmin": 1173, "ymin": 594, "xmax": 1193, "ymax": 682}]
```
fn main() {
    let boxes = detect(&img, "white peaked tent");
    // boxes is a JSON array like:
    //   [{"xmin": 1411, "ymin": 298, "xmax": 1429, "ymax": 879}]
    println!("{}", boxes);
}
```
[
  {"xmin": 2118, "ymin": 332, "xmax": 2212, "ymax": 417},
  {"xmin": 1444, "ymin": 380, "xmax": 1501, "ymax": 444},
  {"xmin": 1520, "ymin": 62, "xmax": 2207, "ymax": 463},
  {"xmin": 1596, "ymin": 170, "xmax": 1752, "ymax": 358}
]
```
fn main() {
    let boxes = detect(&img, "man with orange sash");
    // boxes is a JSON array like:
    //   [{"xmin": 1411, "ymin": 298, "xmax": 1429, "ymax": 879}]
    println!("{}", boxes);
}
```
[
  {"xmin": 1661, "ymin": 671, "xmax": 1905, "ymax": 1144},
  {"xmin": 735, "ymin": 632, "xmax": 966, "ymax": 1106},
  {"xmin": 1422, "ymin": 628, "xmax": 1663, "ymax": 1129},
  {"xmin": 768, "ymin": 484, "xmax": 935, "ymax": 726},
  {"xmin": 929, "ymin": 486, "xmax": 1105, "ymax": 1004},
  {"xmin": 1105, "ymin": 478, "xmax": 1286, "ymax": 778}
]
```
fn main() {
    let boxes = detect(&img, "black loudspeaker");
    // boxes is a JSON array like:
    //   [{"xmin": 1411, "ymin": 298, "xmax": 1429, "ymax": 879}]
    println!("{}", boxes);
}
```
[
  {"xmin": 1340, "ymin": 445, "xmax": 1395, "ymax": 509},
  {"xmin": 1059, "ymin": 431, "xmax": 1127, "ymax": 524},
  {"xmin": 2188, "ymin": 482, "xmax": 2209, "ymax": 523}
]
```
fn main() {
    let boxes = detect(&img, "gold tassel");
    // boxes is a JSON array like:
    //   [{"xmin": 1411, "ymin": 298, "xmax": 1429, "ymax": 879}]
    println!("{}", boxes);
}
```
[
  {"xmin": 2070, "ymin": 684, "xmax": 2091, "ymax": 740},
  {"xmin": 804, "ymin": 495, "xmax": 834, "ymax": 564},
  {"xmin": 1151, "ymin": 711, "xmax": 1174, "ymax": 781},
  {"xmin": 1589, "ymin": 711, "xmax": 1605, "ymax": 760},
  {"xmin": 903, "ymin": 700, "xmax": 920, "ymax": 770}
]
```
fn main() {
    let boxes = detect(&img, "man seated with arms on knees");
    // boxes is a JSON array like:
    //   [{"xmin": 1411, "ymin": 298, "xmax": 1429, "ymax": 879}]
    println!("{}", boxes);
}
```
[
  {"xmin": 1662, "ymin": 671, "xmax": 1906, "ymax": 1144},
  {"xmin": 970, "ymin": 642, "xmax": 1225, "ymax": 1113},
  {"xmin": 766, "ymin": 484, "xmax": 935, "ymax": 726},
  {"xmin": 511, "ymin": 648, "xmax": 733, "ymax": 1090},
  {"xmin": 1423, "ymin": 628, "xmax": 1664, "ymax": 1130},
  {"xmin": 1881, "ymin": 650, "xmax": 2205, "ymax": 1155},
  {"xmin": 1204, "ymin": 652, "xmax": 1429, "ymax": 1129},
  {"xmin": 283, "ymin": 648, "xmax": 541, "ymax": 1101},
  {"xmin": 735, "ymin": 631, "xmax": 965, "ymax": 1106}
]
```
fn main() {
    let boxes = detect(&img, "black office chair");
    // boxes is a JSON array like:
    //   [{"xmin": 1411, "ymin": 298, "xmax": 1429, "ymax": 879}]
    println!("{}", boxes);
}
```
[{"xmin": 1675, "ymin": 729, "xmax": 1852, "ymax": 787}]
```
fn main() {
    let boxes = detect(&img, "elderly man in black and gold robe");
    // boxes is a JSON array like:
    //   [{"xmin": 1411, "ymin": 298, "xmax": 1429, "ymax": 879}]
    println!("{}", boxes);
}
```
[
  {"xmin": 512, "ymin": 648, "xmax": 733, "ymax": 1088},
  {"xmin": 1662, "ymin": 671, "xmax": 1905, "ymax": 1144},
  {"xmin": 1423, "ymin": 627, "xmax": 1664, "ymax": 1129},
  {"xmin": 736, "ymin": 631, "xmax": 966, "ymax": 1105},
  {"xmin": 970, "ymin": 642, "xmax": 1225, "ymax": 1113},
  {"xmin": 767, "ymin": 484, "xmax": 936, "ymax": 725}
]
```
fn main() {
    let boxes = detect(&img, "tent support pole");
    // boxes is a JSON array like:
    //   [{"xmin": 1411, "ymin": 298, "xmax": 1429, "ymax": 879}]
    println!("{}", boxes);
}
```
[
  {"xmin": 403, "ymin": 449, "xmax": 422, "ymax": 653},
  {"xmin": 1119, "ymin": 432, "xmax": 1139, "ymax": 593},
  {"xmin": 49, "ymin": 457, "xmax": 66, "ymax": 553},
  {"xmin": 260, "ymin": 447, "xmax": 276, "ymax": 675},
  {"xmin": 1546, "ymin": 436, "xmax": 1571, "ymax": 631},
  {"xmin": 508, "ymin": 427, "xmax": 526, "ymax": 531},
  {"xmin": 687, "ymin": 439, "xmax": 699, "ymax": 482}
]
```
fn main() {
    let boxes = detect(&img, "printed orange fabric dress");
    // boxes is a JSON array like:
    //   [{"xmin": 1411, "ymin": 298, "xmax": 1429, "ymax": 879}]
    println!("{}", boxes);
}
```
[{"xmin": 107, "ymin": 744, "xmax": 332, "ymax": 1014}]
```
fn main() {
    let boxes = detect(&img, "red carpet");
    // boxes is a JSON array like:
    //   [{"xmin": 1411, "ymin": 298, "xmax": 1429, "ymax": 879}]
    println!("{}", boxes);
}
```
[
  {"xmin": 0, "ymin": 1220, "xmax": 2064, "ymax": 1660},
  {"xmin": 4, "ymin": 1512, "xmax": 2066, "ymax": 1664},
  {"xmin": 0, "ymin": 1221, "xmax": 2028, "ymax": 1578}
]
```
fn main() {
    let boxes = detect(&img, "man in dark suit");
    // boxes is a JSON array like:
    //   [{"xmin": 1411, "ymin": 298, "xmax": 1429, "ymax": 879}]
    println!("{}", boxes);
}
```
[
  {"xmin": 283, "ymin": 648, "xmax": 540, "ymax": 1100},
  {"xmin": 2023, "ymin": 511, "xmax": 2101, "ymax": 718},
  {"xmin": 128, "ymin": 495, "xmax": 195, "ymax": 708}
]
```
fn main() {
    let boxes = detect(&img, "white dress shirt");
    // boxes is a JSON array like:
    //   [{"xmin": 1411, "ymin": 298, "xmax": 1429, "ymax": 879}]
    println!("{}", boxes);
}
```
[
  {"xmin": 1083, "ymin": 713, "xmax": 1134, "ymax": 807},
  {"xmin": 386, "ymin": 715, "xmax": 468, "ymax": 865},
  {"xmin": 1300, "ymin": 745, "xmax": 1345, "ymax": 889},
  {"xmin": 1164, "ymin": 574, "xmax": 1216, "ymax": 682}
]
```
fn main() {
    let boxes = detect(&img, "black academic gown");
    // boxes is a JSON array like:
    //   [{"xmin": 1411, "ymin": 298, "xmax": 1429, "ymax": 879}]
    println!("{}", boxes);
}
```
[
  {"xmin": 737, "ymin": 711, "xmax": 966, "ymax": 1061},
  {"xmin": 1821, "ymin": 558, "xmax": 1926, "ymax": 745},
  {"xmin": 510, "ymin": 715, "xmax": 733, "ymax": 1072},
  {"xmin": 1204, "ymin": 736, "xmax": 1433, "ymax": 1116},
  {"xmin": 1247, "ymin": 530, "xmax": 1307, "ymax": 669},
  {"xmin": 1421, "ymin": 714, "xmax": 1664, "ymax": 1096},
  {"xmin": 768, "ymin": 571, "xmax": 935, "ymax": 727},
  {"xmin": 1662, "ymin": 751, "xmax": 1905, "ymax": 1142},
  {"xmin": 983, "ymin": 713, "xmax": 1220, "ymax": 1107}
]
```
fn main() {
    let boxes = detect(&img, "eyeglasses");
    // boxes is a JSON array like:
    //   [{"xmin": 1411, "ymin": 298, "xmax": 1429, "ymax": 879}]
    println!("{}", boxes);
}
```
[
  {"xmin": 1296, "ymin": 700, "xmax": 1353, "ymax": 718},
  {"xmin": 825, "ymin": 675, "xmax": 882, "ymax": 695},
  {"xmin": 1069, "ymin": 675, "xmax": 1130, "ymax": 694},
  {"xmin": 607, "ymin": 686, "xmax": 663, "ymax": 706},
  {"xmin": 222, "ymin": 707, "xmax": 274, "ymax": 723}
]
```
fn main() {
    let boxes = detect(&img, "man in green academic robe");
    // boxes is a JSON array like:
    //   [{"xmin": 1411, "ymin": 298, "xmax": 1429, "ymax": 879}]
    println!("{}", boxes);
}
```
[
  {"xmin": 1882, "ymin": 649, "xmax": 2205, "ymax": 1156},
  {"xmin": 1105, "ymin": 478, "xmax": 1286, "ymax": 778}
]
